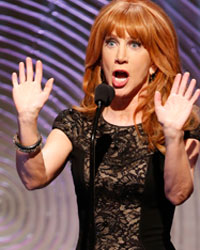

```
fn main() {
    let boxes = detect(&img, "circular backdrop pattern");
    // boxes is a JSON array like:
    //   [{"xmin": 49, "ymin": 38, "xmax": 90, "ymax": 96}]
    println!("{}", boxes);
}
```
[{"xmin": 0, "ymin": 0, "xmax": 199, "ymax": 249}]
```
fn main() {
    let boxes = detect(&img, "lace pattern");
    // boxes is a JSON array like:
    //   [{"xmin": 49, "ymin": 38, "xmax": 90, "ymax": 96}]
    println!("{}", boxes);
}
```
[{"xmin": 53, "ymin": 109, "xmax": 156, "ymax": 249}]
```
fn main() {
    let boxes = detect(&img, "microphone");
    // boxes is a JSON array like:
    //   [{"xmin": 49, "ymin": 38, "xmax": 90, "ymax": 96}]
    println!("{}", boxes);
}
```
[
  {"xmin": 88, "ymin": 83, "xmax": 115, "ymax": 249},
  {"xmin": 94, "ymin": 83, "xmax": 115, "ymax": 107}
]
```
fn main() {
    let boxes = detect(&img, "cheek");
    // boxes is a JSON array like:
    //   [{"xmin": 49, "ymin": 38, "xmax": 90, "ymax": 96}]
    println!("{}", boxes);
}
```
[
  {"xmin": 131, "ymin": 55, "xmax": 151, "ymax": 75},
  {"xmin": 102, "ymin": 47, "xmax": 115, "ymax": 69},
  {"xmin": 101, "ymin": 61, "xmax": 112, "ymax": 84},
  {"xmin": 101, "ymin": 53, "xmax": 112, "ymax": 74},
  {"xmin": 102, "ymin": 52, "xmax": 110, "ymax": 67}
]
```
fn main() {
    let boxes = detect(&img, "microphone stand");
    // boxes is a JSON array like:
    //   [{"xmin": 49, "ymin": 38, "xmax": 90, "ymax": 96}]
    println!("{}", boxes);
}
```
[
  {"xmin": 86, "ymin": 83, "xmax": 114, "ymax": 249},
  {"xmin": 89, "ymin": 100, "xmax": 103, "ymax": 250}
]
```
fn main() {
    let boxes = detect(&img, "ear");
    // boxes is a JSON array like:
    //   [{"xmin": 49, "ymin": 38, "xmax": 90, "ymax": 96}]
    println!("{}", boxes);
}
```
[{"xmin": 149, "ymin": 64, "xmax": 157, "ymax": 75}]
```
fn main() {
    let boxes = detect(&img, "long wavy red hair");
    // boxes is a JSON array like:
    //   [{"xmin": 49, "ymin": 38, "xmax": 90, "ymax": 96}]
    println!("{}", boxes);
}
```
[{"xmin": 74, "ymin": 0, "xmax": 199, "ymax": 153}]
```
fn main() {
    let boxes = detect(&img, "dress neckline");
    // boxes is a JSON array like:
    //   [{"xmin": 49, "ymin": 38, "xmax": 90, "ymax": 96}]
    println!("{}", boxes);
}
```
[{"xmin": 101, "ymin": 114, "xmax": 142, "ymax": 129}]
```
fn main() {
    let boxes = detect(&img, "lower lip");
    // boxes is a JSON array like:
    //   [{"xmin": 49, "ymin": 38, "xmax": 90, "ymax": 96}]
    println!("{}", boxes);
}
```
[{"xmin": 112, "ymin": 75, "xmax": 129, "ymax": 88}]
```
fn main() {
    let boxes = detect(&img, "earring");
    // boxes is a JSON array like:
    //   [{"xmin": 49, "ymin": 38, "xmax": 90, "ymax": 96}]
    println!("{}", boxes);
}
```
[{"xmin": 149, "ymin": 72, "xmax": 156, "ymax": 83}]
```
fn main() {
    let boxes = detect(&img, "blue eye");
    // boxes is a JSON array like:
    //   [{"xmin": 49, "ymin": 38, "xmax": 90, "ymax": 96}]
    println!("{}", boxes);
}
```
[
  {"xmin": 105, "ymin": 39, "xmax": 116, "ymax": 47},
  {"xmin": 130, "ymin": 41, "xmax": 141, "ymax": 48}
]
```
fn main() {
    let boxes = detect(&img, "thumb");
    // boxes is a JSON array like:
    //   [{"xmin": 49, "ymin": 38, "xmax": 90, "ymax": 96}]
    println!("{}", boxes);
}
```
[{"xmin": 43, "ymin": 78, "xmax": 54, "ymax": 96}]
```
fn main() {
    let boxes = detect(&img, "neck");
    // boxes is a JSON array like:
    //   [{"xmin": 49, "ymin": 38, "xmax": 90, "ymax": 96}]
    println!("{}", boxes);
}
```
[
  {"xmin": 102, "ymin": 83, "xmax": 147, "ymax": 126},
  {"xmin": 103, "ymin": 98, "xmax": 142, "ymax": 126}
]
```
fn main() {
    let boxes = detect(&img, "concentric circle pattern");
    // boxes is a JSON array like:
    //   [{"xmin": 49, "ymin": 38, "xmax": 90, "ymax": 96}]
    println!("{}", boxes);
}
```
[{"xmin": 0, "ymin": 1, "xmax": 199, "ymax": 249}]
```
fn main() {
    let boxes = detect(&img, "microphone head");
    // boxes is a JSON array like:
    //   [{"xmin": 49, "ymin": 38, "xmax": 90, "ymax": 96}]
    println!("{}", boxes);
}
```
[{"xmin": 95, "ymin": 83, "xmax": 115, "ymax": 107}]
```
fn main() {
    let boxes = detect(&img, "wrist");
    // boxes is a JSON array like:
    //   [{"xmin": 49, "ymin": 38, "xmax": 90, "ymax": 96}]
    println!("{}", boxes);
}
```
[
  {"xmin": 17, "ymin": 113, "xmax": 39, "ymax": 145},
  {"xmin": 163, "ymin": 126, "xmax": 184, "ymax": 145},
  {"xmin": 13, "ymin": 133, "xmax": 42, "ymax": 153},
  {"xmin": 17, "ymin": 111, "xmax": 38, "ymax": 125}
]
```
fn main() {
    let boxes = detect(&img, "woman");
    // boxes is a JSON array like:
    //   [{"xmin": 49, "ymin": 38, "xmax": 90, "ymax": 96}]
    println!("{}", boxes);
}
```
[{"xmin": 12, "ymin": 0, "xmax": 200, "ymax": 249}]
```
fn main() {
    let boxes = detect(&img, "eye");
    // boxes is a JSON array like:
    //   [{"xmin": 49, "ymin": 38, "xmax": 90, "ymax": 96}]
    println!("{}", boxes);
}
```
[
  {"xmin": 105, "ymin": 38, "xmax": 117, "ymax": 47},
  {"xmin": 130, "ymin": 40, "xmax": 141, "ymax": 48}
]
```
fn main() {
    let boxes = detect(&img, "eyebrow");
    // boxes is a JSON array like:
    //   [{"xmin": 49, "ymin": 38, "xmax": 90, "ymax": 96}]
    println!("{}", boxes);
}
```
[
  {"xmin": 105, "ymin": 34, "xmax": 118, "ymax": 39},
  {"xmin": 105, "ymin": 34, "xmax": 141, "ymax": 43}
]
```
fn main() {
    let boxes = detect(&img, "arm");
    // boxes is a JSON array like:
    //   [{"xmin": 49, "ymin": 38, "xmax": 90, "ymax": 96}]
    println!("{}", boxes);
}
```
[
  {"xmin": 12, "ymin": 57, "xmax": 72, "ymax": 190},
  {"xmin": 16, "ymin": 128, "xmax": 72, "ymax": 190},
  {"xmin": 154, "ymin": 72, "xmax": 200, "ymax": 205},
  {"xmin": 163, "ymin": 135, "xmax": 199, "ymax": 205}
]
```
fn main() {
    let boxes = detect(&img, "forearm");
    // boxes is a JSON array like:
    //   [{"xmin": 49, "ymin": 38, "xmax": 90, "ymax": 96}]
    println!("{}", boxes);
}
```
[
  {"xmin": 15, "ymin": 114, "xmax": 48, "ymax": 190},
  {"xmin": 164, "ymin": 128, "xmax": 193, "ymax": 205},
  {"xmin": 16, "ymin": 150, "xmax": 48, "ymax": 190}
]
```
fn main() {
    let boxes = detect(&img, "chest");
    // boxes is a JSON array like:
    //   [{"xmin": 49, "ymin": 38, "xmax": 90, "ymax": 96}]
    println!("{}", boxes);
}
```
[{"xmin": 75, "ymin": 127, "xmax": 152, "ymax": 196}]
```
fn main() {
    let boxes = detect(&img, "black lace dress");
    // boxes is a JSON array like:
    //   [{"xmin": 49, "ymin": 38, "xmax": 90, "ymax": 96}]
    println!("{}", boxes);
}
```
[{"xmin": 53, "ymin": 109, "xmax": 200, "ymax": 250}]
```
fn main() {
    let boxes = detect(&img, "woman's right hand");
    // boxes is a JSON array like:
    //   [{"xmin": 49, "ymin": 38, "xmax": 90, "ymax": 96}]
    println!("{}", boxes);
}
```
[{"xmin": 12, "ymin": 57, "xmax": 54, "ymax": 120}]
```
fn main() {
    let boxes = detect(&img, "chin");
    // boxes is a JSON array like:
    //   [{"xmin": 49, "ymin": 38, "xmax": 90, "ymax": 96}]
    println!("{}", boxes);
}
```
[{"xmin": 114, "ymin": 87, "xmax": 128, "ymax": 95}]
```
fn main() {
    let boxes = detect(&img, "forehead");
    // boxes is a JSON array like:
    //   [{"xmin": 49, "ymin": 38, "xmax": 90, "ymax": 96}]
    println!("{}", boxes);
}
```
[
  {"xmin": 103, "ymin": 17, "xmax": 147, "ymax": 43},
  {"xmin": 104, "ymin": 25, "xmax": 140, "ymax": 40},
  {"xmin": 105, "ymin": 29, "xmax": 135, "ymax": 41}
]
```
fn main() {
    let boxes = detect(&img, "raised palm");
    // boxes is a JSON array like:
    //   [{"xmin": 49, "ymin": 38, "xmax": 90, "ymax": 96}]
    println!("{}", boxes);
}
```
[
  {"xmin": 154, "ymin": 72, "xmax": 200, "ymax": 131},
  {"xmin": 12, "ymin": 57, "xmax": 54, "ymax": 117}
]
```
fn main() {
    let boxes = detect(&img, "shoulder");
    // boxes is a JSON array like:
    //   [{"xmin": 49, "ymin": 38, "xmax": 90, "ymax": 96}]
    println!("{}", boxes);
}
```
[
  {"xmin": 52, "ymin": 108, "xmax": 92, "ymax": 134},
  {"xmin": 52, "ymin": 109, "xmax": 83, "ymax": 142},
  {"xmin": 53, "ymin": 108, "xmax": 90, "ymax": 125},
  {"xmin": 54, "ymin": 108, "xmax": 80, "ymax": 122}
]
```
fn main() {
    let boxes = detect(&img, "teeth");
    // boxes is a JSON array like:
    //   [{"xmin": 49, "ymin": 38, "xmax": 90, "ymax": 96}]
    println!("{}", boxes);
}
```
[{"xmin": 115, "ymin": 77, "xmax": 127, "ymax": 82}]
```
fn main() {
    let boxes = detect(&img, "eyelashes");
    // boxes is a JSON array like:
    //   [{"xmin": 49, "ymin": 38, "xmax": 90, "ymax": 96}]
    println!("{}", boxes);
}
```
[
  {"xmin": 104, "ymin": 37, "xmax": 142, "ymax": 48},
  {"xmin": 104, "ymin": 38, "xmax": 117, "ymax": 47},
  {"xmin": 129, "ymin": 40, "xmax": 141, "ymax": 48}
]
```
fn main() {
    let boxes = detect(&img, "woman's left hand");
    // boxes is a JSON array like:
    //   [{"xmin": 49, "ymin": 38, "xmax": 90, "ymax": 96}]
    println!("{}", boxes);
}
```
[{"xmin": 154, "ymin": 72, "xmax": 200, "ymax": 131}]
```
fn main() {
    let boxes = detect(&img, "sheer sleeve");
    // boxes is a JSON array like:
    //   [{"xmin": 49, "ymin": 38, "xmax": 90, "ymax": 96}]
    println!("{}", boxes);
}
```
[{"xmin": 52, "ymin": 109, "xmax": 81, "ymax": 144}]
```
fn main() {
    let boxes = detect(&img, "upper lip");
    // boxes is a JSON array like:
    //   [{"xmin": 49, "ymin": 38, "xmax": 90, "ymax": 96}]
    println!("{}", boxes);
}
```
[{"xmin": 112, "ymin": 69, "xmax": 129, "ymax": 77}]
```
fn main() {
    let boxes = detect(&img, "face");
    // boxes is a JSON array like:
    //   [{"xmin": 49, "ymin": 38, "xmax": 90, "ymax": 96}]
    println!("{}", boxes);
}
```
[{"xmin": 101, "ymin": 30, "xmax": 154, "ymax": 99}]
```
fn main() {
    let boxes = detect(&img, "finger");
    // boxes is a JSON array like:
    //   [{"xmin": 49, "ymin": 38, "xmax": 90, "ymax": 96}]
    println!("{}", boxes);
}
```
[
  {"xmin": 26, "ymin": 57, "xmax": 34, "ymax": 82},
  {"xmin": 184, "ymin": 78, "xmax": 196, "ymax": 99},
  {"xmin": 170, "ymin": 73, "xmax": 181, "ymax": 94},
  {"xmin": 12, "ymin": 72, "xmax": 19, "ymax": 87},
  {"xmin": 19, "ymin": 62, "xmax": 25, "ymax": 83},
  {"xmin": 34, "ymin": 60, "xmax": 43, "ymax": 84},
  {"xmin": 154, "ymin": 90, "xmax": 162, "ymax": 109},
  {"xmin": 178, "ymin": 72, "xmax": 190, "ymax": 95},
  {"xmin": 43, "ymin": 78, "xmax": 54, "ymax": 96},
  {"xmin": 190, "ymin": 89, "xmax": 200, "ymax": 105}
]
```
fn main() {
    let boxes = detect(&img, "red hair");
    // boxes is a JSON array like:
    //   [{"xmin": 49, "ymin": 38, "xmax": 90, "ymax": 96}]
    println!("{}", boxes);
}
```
[{"xmin": 74, "ymin": 0, "xmax": 199, "ymax": 153}]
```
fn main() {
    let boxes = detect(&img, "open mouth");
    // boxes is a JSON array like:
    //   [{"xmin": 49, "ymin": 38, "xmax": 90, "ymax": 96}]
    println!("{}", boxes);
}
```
[
  {"xmin": 112, "ymin": 70, "xmax": 129, "ymax": 87},
  {"xmin": 113, "ymin": 70, "xmax": 129, "ymax": 79}
]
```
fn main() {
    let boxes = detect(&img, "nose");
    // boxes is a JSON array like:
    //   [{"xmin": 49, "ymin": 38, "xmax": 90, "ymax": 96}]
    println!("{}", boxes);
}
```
[{"xmin": 115, "ymin": 43, "xmax": 128, "ymax": 64}]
